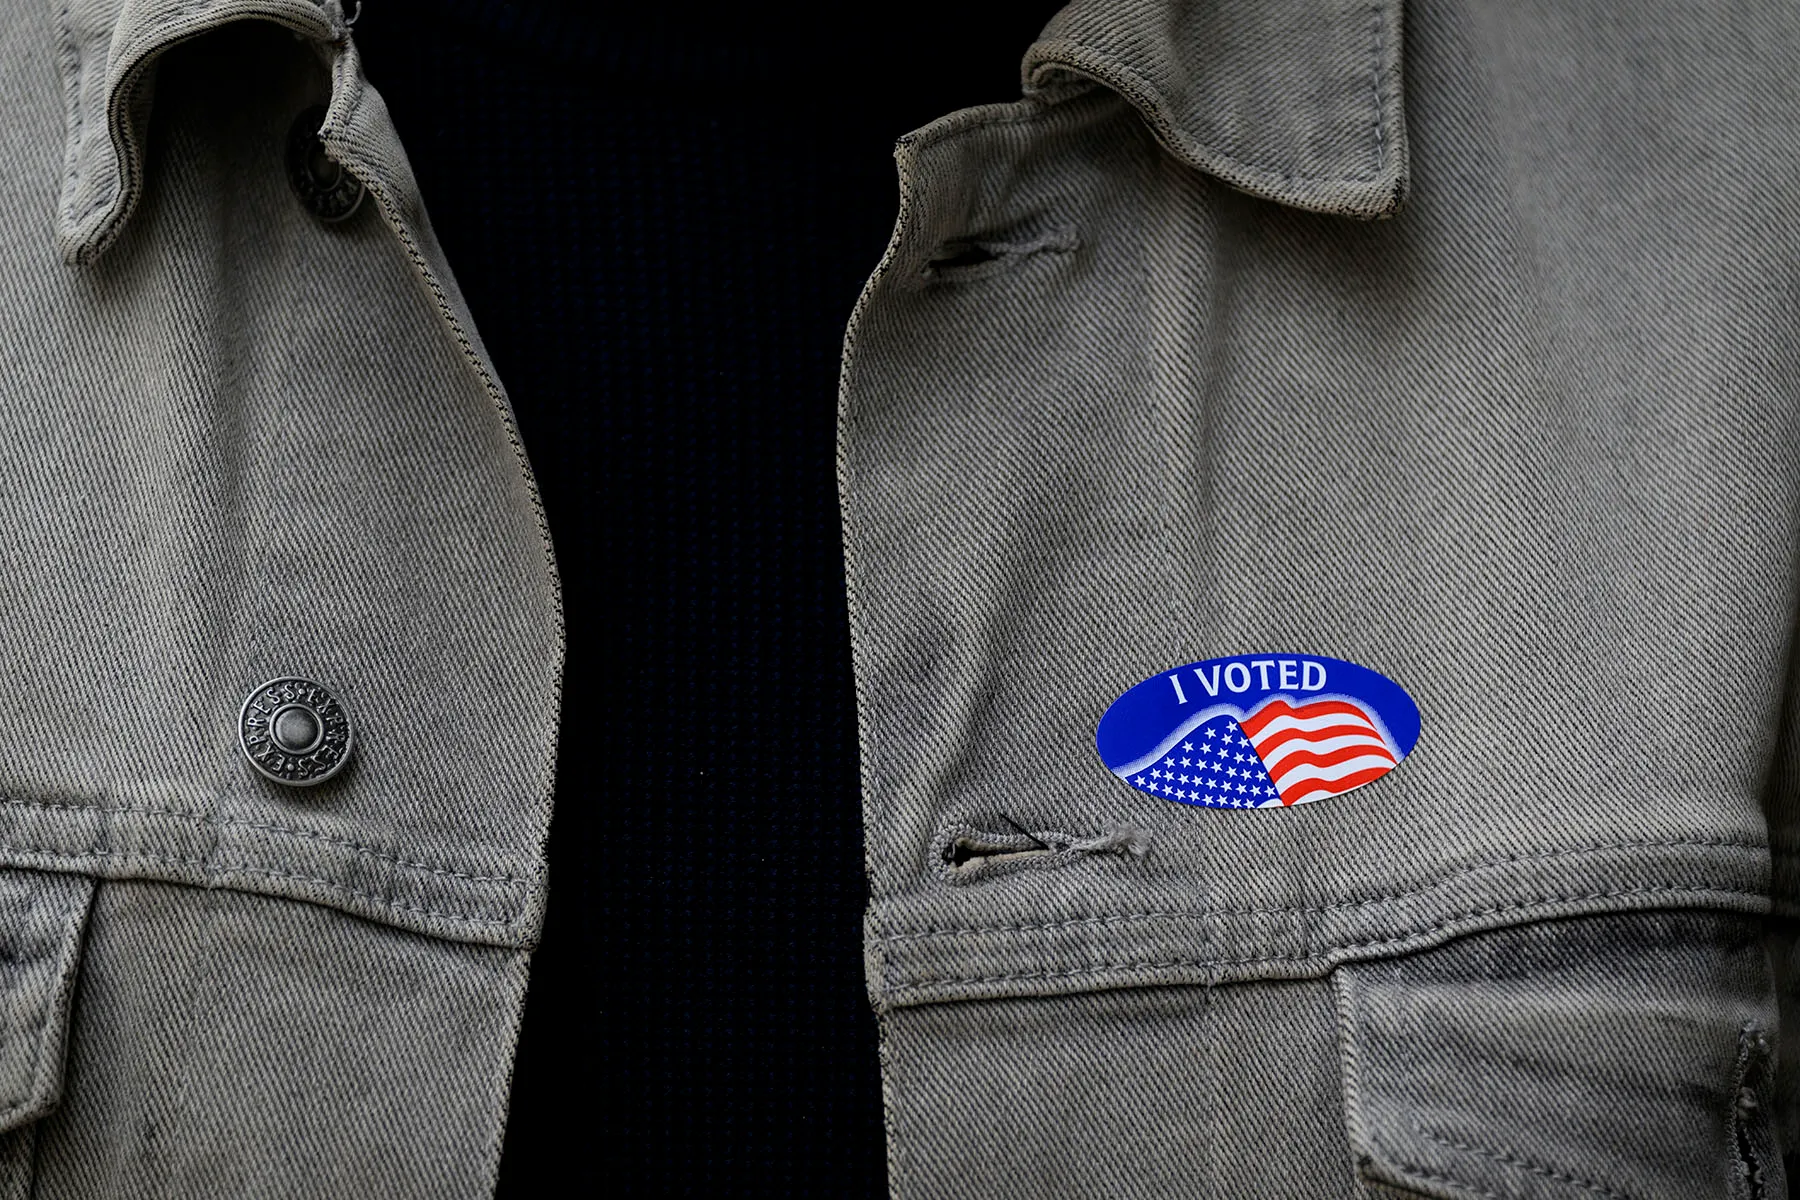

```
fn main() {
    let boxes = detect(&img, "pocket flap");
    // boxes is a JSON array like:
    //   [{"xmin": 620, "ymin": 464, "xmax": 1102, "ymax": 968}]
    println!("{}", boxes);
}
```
[
  {"xmin": 0, "ymin": 870, "xmax": 94, "ymax": 1134},
  {"xmin": 1336, "ymin": 911, "xmax": 1777, "ymax": 1200}
]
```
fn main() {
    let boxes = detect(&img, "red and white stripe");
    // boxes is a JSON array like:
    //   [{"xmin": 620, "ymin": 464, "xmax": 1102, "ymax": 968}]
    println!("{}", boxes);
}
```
[{"xmin": 1239, "ymin": 697, "xmax": 1398, "ymax": 807}]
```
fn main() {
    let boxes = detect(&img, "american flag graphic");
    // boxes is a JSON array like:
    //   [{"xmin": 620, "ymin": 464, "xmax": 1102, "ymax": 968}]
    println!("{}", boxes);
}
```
[
  {"xmin": 1238, "ymin": 695, "xmax": 1400, "ymax": 806},
  {"xmin": 1128, "ymin": 713, "xmax": 1281, "ymax": 809},
  {"xmin": 1099, "ymin": 655, "xmax": 1417, "ymax": 810}
]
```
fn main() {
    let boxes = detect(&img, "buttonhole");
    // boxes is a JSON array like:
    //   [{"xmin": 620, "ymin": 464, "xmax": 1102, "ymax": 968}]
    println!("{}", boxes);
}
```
[
  {"xmin": 929, "ymin": 243, "xmax": 1000, "ymax": 271},
  {"xmin": 943, "ymin": 833, "xmax": 1052, "ymax": 869},
  {"xmin": 936, "ymin": 818, "xmax": 1151, "ymax": 877},
  {"xmin": 918, "ymin": 225, "xmax": 1078, "ymax": 283}
]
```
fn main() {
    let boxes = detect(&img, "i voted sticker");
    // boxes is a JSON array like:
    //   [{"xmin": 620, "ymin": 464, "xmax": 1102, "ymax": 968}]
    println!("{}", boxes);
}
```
[{"xmin": 1096, "ymin": 654, "xmax": 1420, "ymax": 809}]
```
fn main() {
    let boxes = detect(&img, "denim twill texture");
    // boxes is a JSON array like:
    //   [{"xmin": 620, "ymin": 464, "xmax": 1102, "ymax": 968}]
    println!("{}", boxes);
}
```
[
  {"xmin": 0, "ymin": 0, "xmax": 561, "ymax": 1194},
  {"xmin": 882, "ymin": 913, "xmax": 1778, "ymax": 1198},
  {"xmin": 839, "ymin": 0, "xmax": 1800, "ymax": 1194},
  {"xmin": 24, "ymin": 0, "xmax": 562, "ymax": 946}
]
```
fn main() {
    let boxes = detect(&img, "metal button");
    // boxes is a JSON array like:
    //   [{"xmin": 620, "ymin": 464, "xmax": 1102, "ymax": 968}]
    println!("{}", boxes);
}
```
[
  {"xmin": 285, "ymin": 105, "xmax": 365, "ymax": 223},
  {"xmin": 239, "ymin": 677, "xmax": 353, "ymax": 787}
]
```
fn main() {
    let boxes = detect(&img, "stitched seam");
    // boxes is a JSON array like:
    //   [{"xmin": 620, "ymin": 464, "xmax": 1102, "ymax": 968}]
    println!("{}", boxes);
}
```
[
  {"xmin": 0, "ymin": 996, "xmax": 55, "ymax": 1122},
  {"xmin": 1413, "ymin": 1126, "xmax": 1636, "ymax": 1200},
  {"xmin": 1374, "ymin": 1158, "xmax": 1505, "ymax": 1200},
  {"xmin": 1, "ymin": 877, "xmax": 87, "ymax": 1122},
  {"xmin": 893, "ymin": 99, "xmax": 1068, "ymax": 155},
  {"xmin": 884, "ymin": 835, "xmax": 1767, "ymax": 941},
  {"xmin": 53, "ymin": 0, "xmax": 88, "ymax": 225},
  {"xmin": 3, "ymin": 888, "xmax": 53, "ymax": 1122},
  {"xmin": 22, "ymin": 877, "xmax": 88, "ymax": 1123},
  {"xmin": 1730, "ymin": 1023, "xmax": 1773, "ymax": 1197},
  {"xmin": 332, "ymin": 136, "xmax": 567, "ymax": 882},
  {"xmin": 0, "ymin": 842, "xmax": 521, "ymax": 928},
  {"xmin": 886, "ymin": 884, "xmax": 1764, "ymax": 990},
  {"xmin": 1364, "ymin": 1, "xmax": 1385, "ymax": 179},
  {"xmin": 0, "ymin": 796, "xmax": 531, "ymax": 888}
]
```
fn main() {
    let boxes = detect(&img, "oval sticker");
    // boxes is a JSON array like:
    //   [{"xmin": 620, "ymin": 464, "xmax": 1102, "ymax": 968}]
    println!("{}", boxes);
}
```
[{"xmin": 1096, "ymin": 654, "xmax": 1420, "ymax": 809}]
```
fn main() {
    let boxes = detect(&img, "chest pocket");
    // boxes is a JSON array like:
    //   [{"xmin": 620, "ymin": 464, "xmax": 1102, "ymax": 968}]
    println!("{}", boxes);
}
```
[{"xmin": 1337, "ymin": 910, "xmax": 1781, "ymax": 1200}]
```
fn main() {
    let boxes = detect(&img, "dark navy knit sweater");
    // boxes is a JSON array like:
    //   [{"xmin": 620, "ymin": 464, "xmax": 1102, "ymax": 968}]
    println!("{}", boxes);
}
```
[{"xmin": 354, "ymin": 4, "xmax": 1058, "ymax": 1193}]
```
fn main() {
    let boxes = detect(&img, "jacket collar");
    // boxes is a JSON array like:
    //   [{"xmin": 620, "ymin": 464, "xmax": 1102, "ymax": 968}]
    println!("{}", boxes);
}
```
[
  {"xmin": 1025, "ymin": 0, "xmax": 1410, "ymax": 219},
  {"xmin": 53, "ymin": 0, "xmax": 354, "ymax": 265}
]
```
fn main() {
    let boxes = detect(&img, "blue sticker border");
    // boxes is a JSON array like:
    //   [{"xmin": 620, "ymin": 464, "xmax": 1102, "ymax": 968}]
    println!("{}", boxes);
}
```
[{"xmin": 1095, "ymin": 652, "xmax": 1421, "ymax": 809}]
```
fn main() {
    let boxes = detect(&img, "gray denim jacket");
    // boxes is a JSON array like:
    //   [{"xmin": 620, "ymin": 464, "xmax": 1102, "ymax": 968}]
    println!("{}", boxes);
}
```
[
  {"xmin": 0, "ymin": 1, "xmax": 560, "ymax": 1195},
  {"xmin": 841, "ymin": 0, "xmax": 1800, "ymax": 1195}
]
